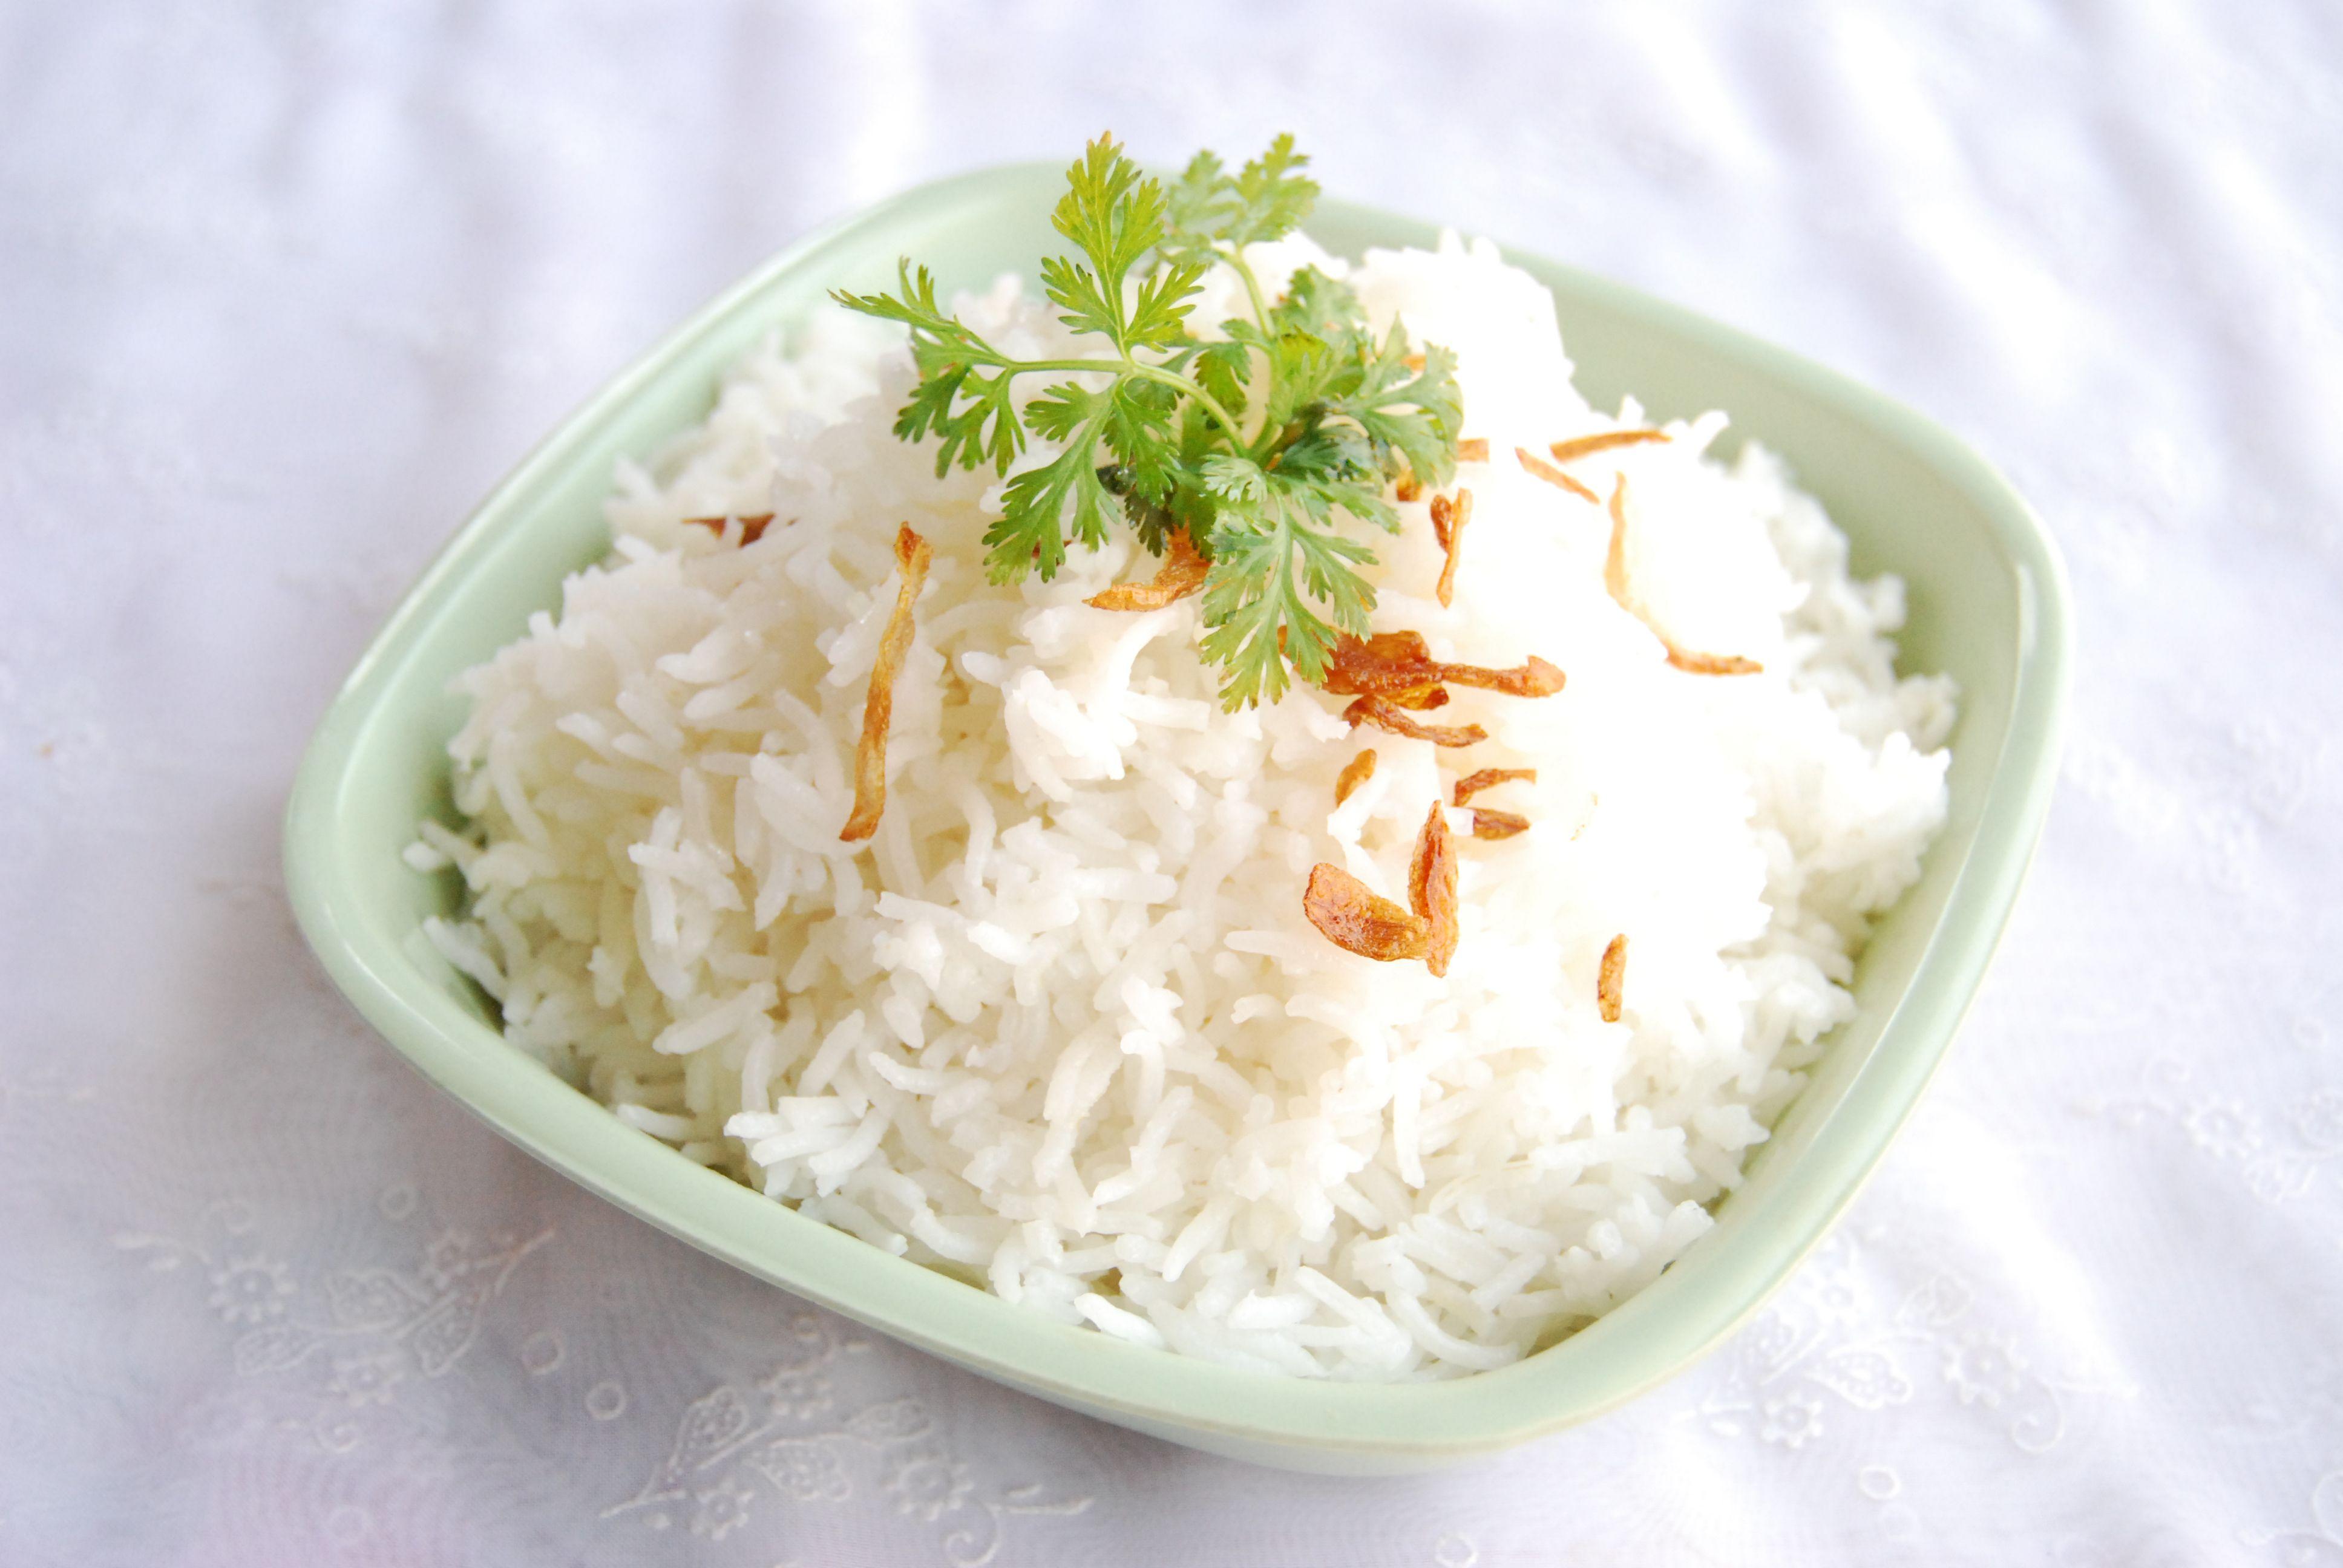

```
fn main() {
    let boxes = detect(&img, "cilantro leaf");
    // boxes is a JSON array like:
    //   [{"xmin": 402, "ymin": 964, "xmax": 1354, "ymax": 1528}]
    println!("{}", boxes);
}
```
[
  {"xmin": 1229, "ymin": 134, "xmax": 1318, "ymax": 247},
  {"xmin": 1038, "ymin": 252, "xmax": 1126, "ymax": 344},
  {"xmin": 1198, "ymin": 485, "xmax": 1375, "ymax": 708},
  {"xmin": 838, "ymin": 133, "xmax": 1462, "ymax": 706},
  {"xmin": 1266, "ymin": 264, "xmax": 1363, "ymax": 344},
  {"xmin": 1100, "ymin": 374, "xmax": 1181, "ymax": 503},
  {"xmin": 833, "ymin": 260, "xmax": 1026, "ymax": 477},
  {"xmin": 1045, "ymin": 136, "xmax": 1178, "ymax": 353},
  {"xmin": 1124, "ymin": 257, "xmax": 1208, "ymax": 351},
  {"xmin": 1331, "ymin": 330, "xmax": 1463, "ymax": 489},
  {"xmin": 1160, "ymin": 151, "xmax": 1233, "ymax": 272},
  {"xmin": 1159, "ymin": 132, "xmax": 1320, "ymax": 269},
  {"xmin": 1191, "ymin": 337, "xmax": 1251, "ymax": 425},
  {"xmin": 1199, "ymin": 452, "xmax": 1269, "ymax": 506},
  {"xmin": 991, "ymin": 383, "xmax": 1118, "ymax": 581}
]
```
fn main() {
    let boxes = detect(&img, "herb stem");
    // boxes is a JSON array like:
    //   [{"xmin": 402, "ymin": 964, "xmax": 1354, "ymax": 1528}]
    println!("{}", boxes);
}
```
[
  {"xmin": 1222, "ymin": 249, "xmax": 1282, "ymax": 454},
  {"xmin": 1004, "ymin": 357, "xmax": 1249, "ymax": 448},
  {"xmin": 1126, "ymin": 364, "xmax": 1247, "ymax": 446},
  {"xmin": 1228, "ymin": 250, "xmax": 1273, "ymax": 335}
]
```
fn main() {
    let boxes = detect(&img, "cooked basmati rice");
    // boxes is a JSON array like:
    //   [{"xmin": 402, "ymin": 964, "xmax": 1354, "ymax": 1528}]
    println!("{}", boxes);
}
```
[{"xmin": 419, "ymin": 233, "xmax": 1955, "ymax": 1380}]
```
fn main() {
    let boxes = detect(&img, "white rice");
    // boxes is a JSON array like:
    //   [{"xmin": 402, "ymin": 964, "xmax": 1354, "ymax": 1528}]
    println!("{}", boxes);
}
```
[{"xmin": 419, "ymin": 233, "xmax": 1955, "ymax": 1380}]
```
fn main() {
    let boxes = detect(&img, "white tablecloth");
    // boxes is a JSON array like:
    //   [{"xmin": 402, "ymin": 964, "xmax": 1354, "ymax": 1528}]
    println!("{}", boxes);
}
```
[{"xmin": 6, "ymin": 4, "xmax": 2341, "ymax": 1562}]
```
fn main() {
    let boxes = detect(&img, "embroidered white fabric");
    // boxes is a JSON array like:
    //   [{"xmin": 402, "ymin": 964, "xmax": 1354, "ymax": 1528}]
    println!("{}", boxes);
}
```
[{"xmin": 4, "ymin": 3, "xmax": 2339, "ymax": 1562}]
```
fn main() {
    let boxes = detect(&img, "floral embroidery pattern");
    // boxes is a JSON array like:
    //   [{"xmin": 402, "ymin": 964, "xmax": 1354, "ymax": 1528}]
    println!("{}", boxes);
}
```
[
  {"xmin": 1758, "ymin": 1387, "xmax": 1826, "ymax": 1448},
  {"xmin": 2243, "ymin": 1470, "xmax": 2343, "ymax": 1564},
  {"xmin": 884, "ymin": 1443, "xmax": 977, "ymax": 1523},
  {"xmin": 762, "ymin": 1363, "xmax": 833, "ymax": 1422},
  {"xmin": 692, "ymin": 1474, "xmax": 759, "ymax": 1541},
  {"xmin": 114, "ymin": 1197, "xmax": 549, "ymax": 1451},
  {"xmin": 1432, "ymin": 1533, "xmax": 1480, "ymax": 1567},
  {"xmin": 205, "ymin": 1255, "xmax": 295, "ymax": 1325},
  {"xmin": 1687, "ymin": 1231, "xmax": 2114, "ymax": 1459},
  {"xmin": 2085, "ymin": 1056, "xmax": 2343, "ymax": 1204},
  {"xmin": 2224, "ymin": 1352, "xmax": 2343, "ymax": 1561},
  {"xmin": 1942, "ymin": 1331, "xmax": 2027, "ymax": 1410},
  {"xmin": 324, "ymin": 1349, "xmax": 407, "ymax": 1408},
  {"xmin": 606, "ymin": 1311, "xmax": 1092, "ymax": 1564}
]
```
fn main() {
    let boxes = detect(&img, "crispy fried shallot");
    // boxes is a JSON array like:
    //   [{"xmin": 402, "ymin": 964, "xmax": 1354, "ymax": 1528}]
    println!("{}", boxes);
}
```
[
  {"xmin": 1324, "ymin": 632, "xmax": 1564, "ymax": 703},
  {"xmin": 1443, "ymin": 656, "xmax": 1565, "ymax": 697},
  {"xmin": 684, "ymin": 512, "xmax": 778, "ymax": 545},
  {"xmin": 1455, "ymin": 437, "xmax": 1490, "ymax": 463},
  {"xmin": 1516, "ymin": 446, "xmax": 1599, "ymax": 502},
  {"xmin": 1323, "ymin": 631, "xmax": 1443, "ymax": 696},
  {"xmin": 1084, "ymin": 529, "xmax": 1210, "ymax": 611},
  {"xmin": 1344, "ymin": 697, "xmax": 1487, "ymax": 748},
  {"xmin": 1602, "ymin": 479, "xmax": 1635, "ymax": 607},
  {"xmin": 1453, "ymin": 766, "xmax": 1536, "ymax": 806},
  {"xmin": 1665, "ymin": 647, "xmax": 1763, "ymax": 676},
  {"xmin": 1470, "ymin": 808, "xmax": 1530, "ymax": 840},
  {"xmin": 1334, "ymin": 748, "xmax": 1378, "ymax": 806},
  {"xmin": 1605, "ymin": 478, "xmax": 1763, "ymax": 678},
  {"xmin": 1408, "ymin": 800, "xmax": 1461, "ymax": 977},
  {"xmin": 839, "ymin": 523, "xmax": 932, "ymax": 843},
  {"xmin": 1430, "ymin": 488, "xmax": 1473, "ymax": 608},
  {"xmin": 1303, "ymin": 863, "xmax": 1429, "ymax": 962},
  {"xmin": 1548, "ymin": 428, "xmax": 1670, "ymax": 464},
  {"xmin": 1395, "ymin": 470, "xmax": 1422, "ymax": 503},
  {"xmin": 1598, "ymin": 934, "xmax": 1628, "ymax": 1022}
]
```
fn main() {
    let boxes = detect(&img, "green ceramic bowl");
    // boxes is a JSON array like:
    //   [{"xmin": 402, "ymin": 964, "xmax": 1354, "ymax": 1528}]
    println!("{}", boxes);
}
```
[{"xmin": 283, "ymin": 162, "xmax": 2072, "ymax": 1475}]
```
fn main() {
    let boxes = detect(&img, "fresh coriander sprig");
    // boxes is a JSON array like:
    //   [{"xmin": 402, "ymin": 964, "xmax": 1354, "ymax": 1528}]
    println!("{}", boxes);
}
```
[{"xmin": 833, "ymin": 133, "xmax": 1462, "ymax": 708}]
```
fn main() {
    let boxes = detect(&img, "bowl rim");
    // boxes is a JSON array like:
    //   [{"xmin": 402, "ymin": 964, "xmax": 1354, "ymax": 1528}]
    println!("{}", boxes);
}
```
[{"xmin": 283, "ymin": 160, "xmax": 2074, "ymax": 1463}]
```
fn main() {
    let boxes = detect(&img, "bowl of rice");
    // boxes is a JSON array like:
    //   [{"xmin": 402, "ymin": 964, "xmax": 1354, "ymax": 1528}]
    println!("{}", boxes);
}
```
[{"xmin": 283, "ymin": 155, "xmax": 2071, "ymax": 1474}]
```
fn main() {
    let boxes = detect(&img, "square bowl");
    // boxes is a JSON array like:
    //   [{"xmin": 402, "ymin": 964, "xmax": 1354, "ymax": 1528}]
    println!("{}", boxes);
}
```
[{"xmin": 283, "ymin": 162, "xmax": 2073, "ymax": 1474}]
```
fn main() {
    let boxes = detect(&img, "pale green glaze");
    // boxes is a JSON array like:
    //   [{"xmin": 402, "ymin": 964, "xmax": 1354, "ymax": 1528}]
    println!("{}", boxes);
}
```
[{"xmin": 283, "ymin": 163, "xmax": 2073, "ymax": 1475}]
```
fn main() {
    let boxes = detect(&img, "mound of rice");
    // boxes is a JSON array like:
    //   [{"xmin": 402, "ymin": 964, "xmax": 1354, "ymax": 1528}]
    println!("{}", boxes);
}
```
[{"xmin": 412, "ymin": 234, "xmax": 1955, "ymax": 1380}]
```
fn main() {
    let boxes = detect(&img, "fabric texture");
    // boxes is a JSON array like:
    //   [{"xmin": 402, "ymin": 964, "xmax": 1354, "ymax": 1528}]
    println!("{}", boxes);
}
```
[{"xmin": 3, "ymin": 3, "xmax": 2339, "ymax": 1563}]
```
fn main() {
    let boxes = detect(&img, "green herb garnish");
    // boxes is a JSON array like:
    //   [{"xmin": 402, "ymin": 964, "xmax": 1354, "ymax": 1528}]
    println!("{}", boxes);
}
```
[{"xmin": 833, "ymin": 134, "xmax": 1463, "ymax": 708}]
